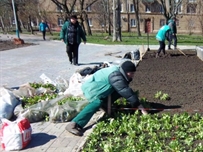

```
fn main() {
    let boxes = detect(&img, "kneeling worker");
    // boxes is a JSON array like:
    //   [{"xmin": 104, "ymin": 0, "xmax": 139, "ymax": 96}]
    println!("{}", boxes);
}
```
[{"xmin": 66, "ymin": 60, "xmax": 147, "ymax": 136}]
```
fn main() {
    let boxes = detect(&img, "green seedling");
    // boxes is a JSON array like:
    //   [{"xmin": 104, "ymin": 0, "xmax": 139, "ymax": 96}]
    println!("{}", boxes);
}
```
[
  {"xmin": 154, "ymin": 91, "xmax": 162, "ymax": 99},
  {"xmin": 160, "ymin": 93, "xmax": 170, "ymax": 101},
  {"xmin": 114, "ymin": 98, "xmax": 128, "ymax": 106}
]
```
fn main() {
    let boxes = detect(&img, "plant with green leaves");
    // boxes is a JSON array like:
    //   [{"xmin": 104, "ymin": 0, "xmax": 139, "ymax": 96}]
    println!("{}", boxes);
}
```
[
  {"xmin": 154, "ymin": 91, "xmax": 162, "ymax": 99},
  {"xmin": 160, "ymin": 93, "xmax": 170, "ymax": 100},
  {"xmin": 154, "ymin": 91, "xmax": 170, "ymax": 101},
  {"xmin": 82, "ymin": 112, "xmax": 203, "ymax": 151}
]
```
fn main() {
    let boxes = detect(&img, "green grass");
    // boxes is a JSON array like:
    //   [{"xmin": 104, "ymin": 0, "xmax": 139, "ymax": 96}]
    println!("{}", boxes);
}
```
[
  {"xmin": 51, "ymin": 32, "xmax": 203, "ymax": 46},
  {"xmin": 7, "ymin": 30, "xmax": 203, "ymax": 46}
]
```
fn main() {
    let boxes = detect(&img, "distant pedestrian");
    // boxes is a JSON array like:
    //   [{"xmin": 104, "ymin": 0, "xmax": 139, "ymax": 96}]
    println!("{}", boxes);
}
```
[
  {"xmin": 60, "ymin": 15, "xmax": 86, "ymax": 66},
  {"xmin": 168, "ymin": 17, "xmax": 177, "ymax": 50},
  {"xmin": 39, "ymin": 19, "xmax": 49, "ymax": 40},
  {"xmin": 156, "ymin": 25, "xmax": 171, "ymax": 58}
]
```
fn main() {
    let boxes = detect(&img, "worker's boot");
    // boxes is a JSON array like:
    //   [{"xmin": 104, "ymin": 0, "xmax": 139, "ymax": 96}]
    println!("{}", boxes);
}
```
[{"xmin": 65, "ymin": 122, "xmax": 83, "ymax": 136}]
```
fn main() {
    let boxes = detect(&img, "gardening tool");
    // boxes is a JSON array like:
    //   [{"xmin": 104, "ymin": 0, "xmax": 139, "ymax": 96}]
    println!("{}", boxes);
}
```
[
  {"xmin": 171, "ymin": 44, "xmax": 187, "ymax": 57},
  {"xmin": 112, "ymin": 107, "xmax": 202, "ymax": 113}
]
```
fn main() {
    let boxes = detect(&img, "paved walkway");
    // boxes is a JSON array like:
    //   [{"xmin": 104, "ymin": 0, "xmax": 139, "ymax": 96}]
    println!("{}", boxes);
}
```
[{"xmin": 0, "ymin": 33, "xmax": 196, "ymax": 152}]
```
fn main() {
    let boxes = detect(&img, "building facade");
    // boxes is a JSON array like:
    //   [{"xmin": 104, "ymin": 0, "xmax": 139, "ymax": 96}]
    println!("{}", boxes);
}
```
[{"xmin": 38, "ymin": 0, "xmax": 203, "ymax": 34}]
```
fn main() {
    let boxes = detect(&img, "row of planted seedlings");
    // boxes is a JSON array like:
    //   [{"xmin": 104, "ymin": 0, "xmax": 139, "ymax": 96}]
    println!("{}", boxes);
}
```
[{"xmin": 82, "ymin": 91, "xmax": 203, "ymax": 152}]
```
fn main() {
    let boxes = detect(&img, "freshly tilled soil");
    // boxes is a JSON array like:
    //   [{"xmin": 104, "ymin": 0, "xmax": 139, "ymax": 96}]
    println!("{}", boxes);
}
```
[{"xmin": 131, "ymin": 50, "xmax": 203, "ymax": 114}]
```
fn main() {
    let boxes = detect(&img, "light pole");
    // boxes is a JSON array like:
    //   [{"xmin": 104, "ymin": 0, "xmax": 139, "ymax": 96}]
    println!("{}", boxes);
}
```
[{"xmin": 12, "ymin": 0, "xmax": 20, "ymax": 38}]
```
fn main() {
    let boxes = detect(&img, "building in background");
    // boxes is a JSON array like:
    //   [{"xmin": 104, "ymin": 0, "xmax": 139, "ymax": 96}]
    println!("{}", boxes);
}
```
[{"xmin": 38, "ymin": 0, "xmax": 203, "ymax": 34}]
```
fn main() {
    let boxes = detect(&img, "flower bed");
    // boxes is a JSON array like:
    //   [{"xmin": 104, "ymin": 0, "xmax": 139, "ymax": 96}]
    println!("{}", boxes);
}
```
[{"xmin": 82, "ymin": 49, "xmax": 203, "ymax": 151}]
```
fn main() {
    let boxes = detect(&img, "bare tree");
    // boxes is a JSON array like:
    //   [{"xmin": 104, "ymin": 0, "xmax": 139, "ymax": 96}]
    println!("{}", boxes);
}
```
[
  {"xmin": 50, "ymin": 0, "xmax": 77, "ymax": 19},
  {"xmin": 49, "ymin": 0, "xmax": 99, "ymax": 35},
  {"xmin": 0, "ymin": 0, "xmax": 10, "ymax": 33},
  {"xmin": 197, "ymin": 0, "xmax": 203, "ymax": 35},
  {"xmin": 17, "ymin": 0, "xmax": 42, "ymax": 34},
  {"xmin": 0, "ymin": 0, "xmax": 16, "ymax": 33},
  {"xmin": 0, "ymin": 0, "xmax": 41, "ymax": 34},
  {"xmin": 157, "ymin": 0, "xmax": 182, "ymax": 21},
  {"xmin": 90, "ymin": 0, "xmax": 112, "ymax": 35},
  {"xmin": 132, "ymin": 0, "xmax": 141, "ymax": 36},
  {"xmin": 112, "ymin": 0, "xmax": 121, "ymax": 41}
]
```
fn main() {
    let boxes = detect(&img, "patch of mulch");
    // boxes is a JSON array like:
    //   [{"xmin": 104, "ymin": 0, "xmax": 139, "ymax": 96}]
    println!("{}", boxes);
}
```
[
  {"xmin": 131, "ymin": 49, "xmax": 203, "ymax": 115},
  {"xmin": 0, "ymin": 40, "xmax": 35, "ymax": 51}
]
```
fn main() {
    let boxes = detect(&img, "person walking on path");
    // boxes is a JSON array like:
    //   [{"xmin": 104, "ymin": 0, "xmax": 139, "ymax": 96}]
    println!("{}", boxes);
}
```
[
  {"xmin": 168, "ymin": 17, "xmax": 177, "ymax": 50},
  {"xmin": 60, "ymin": 15, "xmax": 86, "ymax": 66},
  {"xmin": 39, "ymin": 19, "xmax": 50, "ymax": 40},
  {"xmin": 156, "ymin": 24, "xmax": 171, "ymax": 58},
  {"xmin": 65, "ymin": 61, "xmax": 148, "ymax": 136}
]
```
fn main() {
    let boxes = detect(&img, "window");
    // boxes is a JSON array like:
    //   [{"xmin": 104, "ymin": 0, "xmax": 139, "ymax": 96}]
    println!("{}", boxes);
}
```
[
  {"xmin": 130, "ymin": 4, "xmax": 135, "ymax": 12},
  {"xmin": 160, "ymin": 19, "xmax": 165, "ymax": 27},
  {"xmin": 58, "ymin": 18, "xmax": 64, "ymax": 26},
  {"xmin": 177, "ymin": 4, "xmax": 182, "ymax": 13},
  {"xmin": 160, "ymin": 6, "xmax": 164, "ymax": 13},
  {"xmin": 56, "ymin": 6, "xmax": 62, "ymax": 12},
  {"xmin": 86, "ymin": 4, "xmax": 91, "ymax": 12},
  {"xmin": 145, "ymin": 5, "xmax": 151, "ymax": 13},
  {"xmin": 120, "ymin": 3, "xmax": 123, "ymax": 12},
  {"xmin": 88, "ymin": 18, "xmax": 92, "ymax": 26},
  {"xmin": 73, "ymin": 6, "xmax": 77, "ymax": 12},
  {"xmin": 130, "ymin": 19, "xmax": 136, "ymax": 27},
  {"xmin": 188, "ymin": 0, "xmax": 196, "ymax": 2},
  {"xmin": 12, "ymin": 19, "xmax": 16, "ymax": 25},
  {"xmin": 187, "ymin": 3, "xmax": 197, "ymax": 13}
]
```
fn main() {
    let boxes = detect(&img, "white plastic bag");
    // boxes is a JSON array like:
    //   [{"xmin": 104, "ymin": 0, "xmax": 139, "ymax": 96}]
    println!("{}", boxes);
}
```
[
  {"xmin": 40, "ymin": 73, "xmax": 56, "ymax": 85},
  {"xmin": 0, "ymin": 117, "xmax": 32, "ymax": 151},
  {"xmin": 0, "ymin": 87, "xmax": 20, "ymax": 119},
  {"xmin": 12, "ymin": 83, "xmax": 36, "ymax": 98},
  {"xmin": 64, "ymin": 72, "xmax": 90, "ymax": 97},
  {"xmin": 54, "ymin": 76, "xmax": 69, "ymax": 93}
]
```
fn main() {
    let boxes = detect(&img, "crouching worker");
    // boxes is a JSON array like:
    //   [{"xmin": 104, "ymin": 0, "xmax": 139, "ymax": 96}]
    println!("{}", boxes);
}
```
[
  {"xmin": 156, "ymin": 24, "xmax": 171, "ymax": 58},
  {"xmin": 65, "ymin": 61, "xmax": 147, "ymax": 136}
]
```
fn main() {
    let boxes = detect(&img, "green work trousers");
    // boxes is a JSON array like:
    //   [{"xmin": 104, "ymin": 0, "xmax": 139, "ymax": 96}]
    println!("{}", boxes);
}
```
[{"xmin": 72, "ymin": 92, "xmax": 121, "ymax": 128}]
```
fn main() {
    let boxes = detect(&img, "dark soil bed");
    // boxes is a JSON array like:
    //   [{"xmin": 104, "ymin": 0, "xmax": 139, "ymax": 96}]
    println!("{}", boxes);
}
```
[
  {"xmin": 0, "ymin": 40, "xmax": 34, "ymax": 51},
  {"xmin": 131, "ymin": 50, "xmax": 203, "ymax": 115}
]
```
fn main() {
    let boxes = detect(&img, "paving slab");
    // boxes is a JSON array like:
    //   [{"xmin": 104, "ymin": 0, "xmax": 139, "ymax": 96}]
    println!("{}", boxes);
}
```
[{"xmin": 0, "ymin": 33, "xmax": 196, "ymax": 152}]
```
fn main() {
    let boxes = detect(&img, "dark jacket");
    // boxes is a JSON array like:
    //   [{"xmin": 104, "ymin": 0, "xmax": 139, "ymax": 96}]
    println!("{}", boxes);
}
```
[
  {"xmin": 60, "ymin": 20, "xmax": 86, "ymax": 44},
  {"xmin": 168, "ymin": 19, "xmax": 177, "ymax": 34},
  {"xmin": 81, "ymin": 63, "xmax": 140, "ymax": 107}
]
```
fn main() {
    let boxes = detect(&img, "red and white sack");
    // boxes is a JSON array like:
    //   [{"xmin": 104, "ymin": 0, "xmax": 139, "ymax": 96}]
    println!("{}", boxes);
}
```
[{"xmin": 0, "ymin": 117, "xmax": 32, "ymax": 151}]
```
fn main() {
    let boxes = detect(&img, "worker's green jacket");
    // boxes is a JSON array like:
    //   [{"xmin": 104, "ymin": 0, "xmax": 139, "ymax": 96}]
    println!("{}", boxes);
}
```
[
  {"xmin": 156, "ymin": 25, "xmax": 171, "ymax": 42},
  {"xmin": 60, "ymin": 20, "xmax": 86, "ymax": 44},
  {"xmin": 81, "ymin": 64, "xmax": 140, "ymax": 107}
]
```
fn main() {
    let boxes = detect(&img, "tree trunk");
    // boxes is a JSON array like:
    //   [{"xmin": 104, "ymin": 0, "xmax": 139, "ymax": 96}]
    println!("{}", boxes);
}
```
[
  {"xmin": 0, "ymin": 16, "xmax": 5, "ymax": 33},
  {"xmin": 132, "ymin": 0, "xmax": 141, "ymax": 36},
  {"xmin": 112, "ymin": 0, "xmax": 121, "ymax": 42},
  {"xmin": 107, "ymin": 0, "xmax": 111, "ymax": 36},
  {"xmin": 28, "ymin": 16, "xmax": 34, "ymax": 34},
  {"xmin": 82, "ymin": 12, "xmax": 91, "ymax": 36}
]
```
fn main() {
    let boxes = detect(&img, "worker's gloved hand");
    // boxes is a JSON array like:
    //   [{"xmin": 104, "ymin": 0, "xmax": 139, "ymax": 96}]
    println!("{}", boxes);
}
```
[{"xmin": 138, "ymin": 104, "xmax": 148, "ymax": 115}]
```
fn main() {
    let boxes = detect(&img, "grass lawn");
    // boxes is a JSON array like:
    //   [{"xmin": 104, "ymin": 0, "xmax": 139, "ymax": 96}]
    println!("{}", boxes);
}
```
[{"xmin": 51, "ymin": 32, "xmax": 203, "ymax": 46}]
